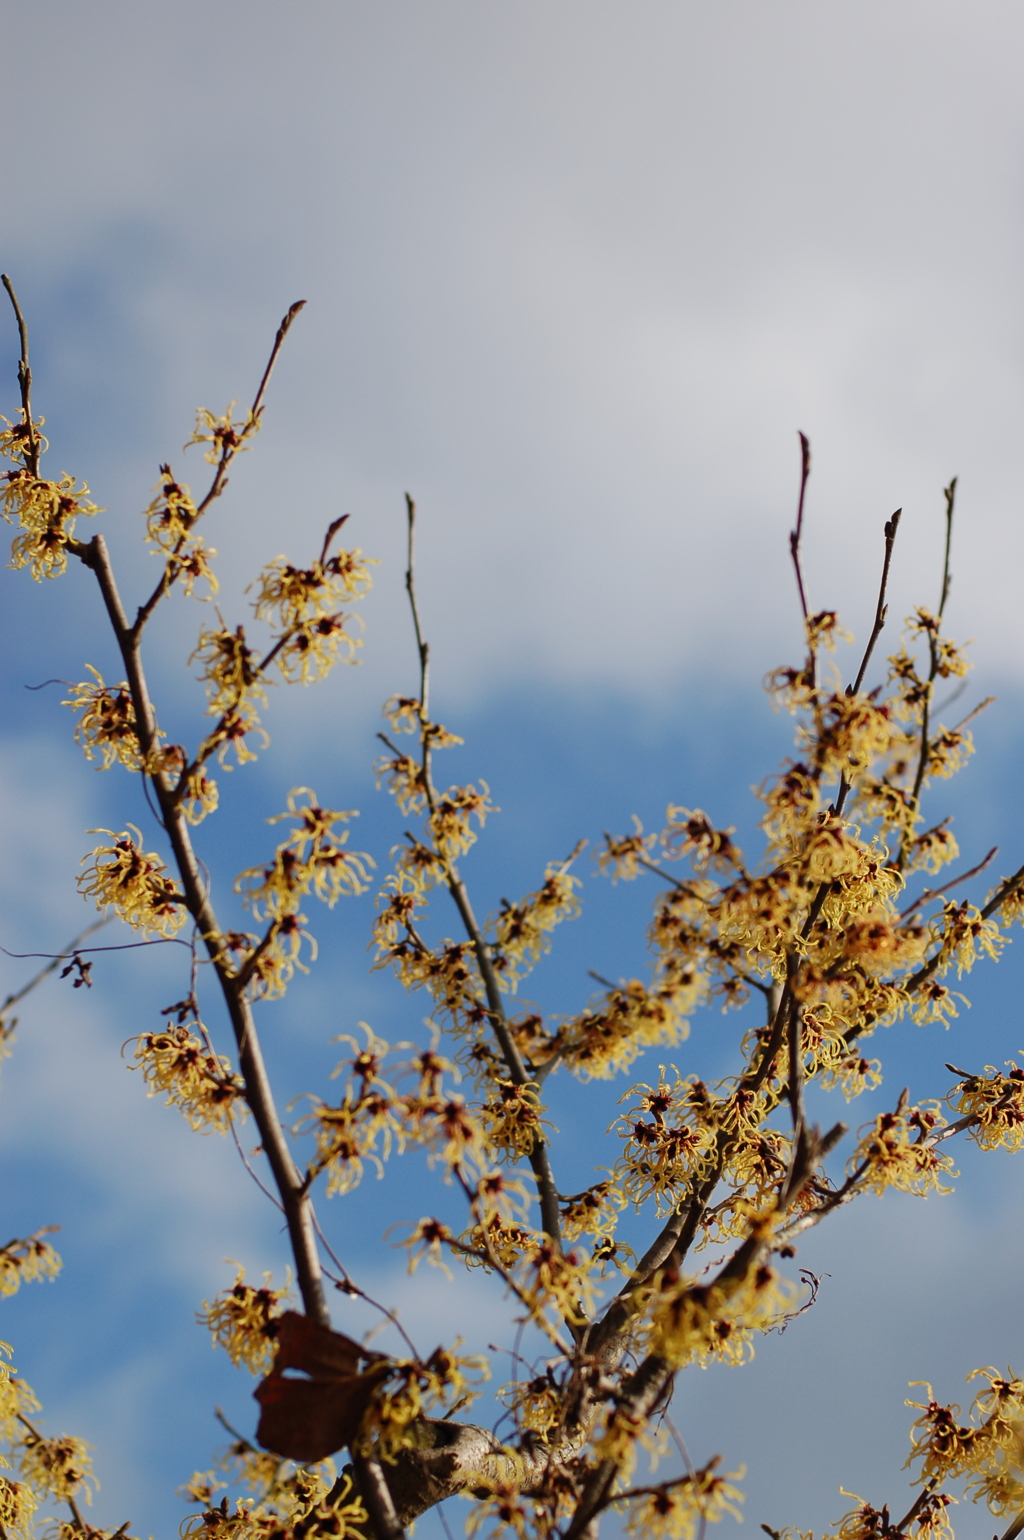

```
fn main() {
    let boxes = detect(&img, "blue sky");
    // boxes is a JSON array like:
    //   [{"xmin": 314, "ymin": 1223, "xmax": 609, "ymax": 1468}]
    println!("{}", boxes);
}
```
[{"xmin": 3, "ymin": 5, "xmax": 1024, "ymax": 1537}]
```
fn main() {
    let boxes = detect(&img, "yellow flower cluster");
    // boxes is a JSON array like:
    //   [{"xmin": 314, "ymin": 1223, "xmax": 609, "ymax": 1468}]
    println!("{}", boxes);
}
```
[
  {"xmin": 130, "ymin": 1022, "xmax": 247, "ymax": 1133},
  {"xmin": 251, "ymin": 541, "xmax": 374, "ymax": 684},
  {"xmin": 553, "ymin": 977, "xmax": 696, "ymax": 1081},
  {"xmin": 428, "ymin": 783, "xmax": 496, "ymax": 861},
  {"xmin": 236, "ymin": 790, "xmax": 373, "ymax": 919},
  {"xmin": 1, "ymin": 407, "xmax": 101, "ymax": 579},
  {"xmin": 303, "ymin": 1059, "xmax": 488, "ymax": 1195},
  {"xmin": 558, "ymin": 1180, "xmax": 626, "ymax": 1243},
  {"xmin": 77, "ymin": 826, "xmax": 186, "ymax": 937},
  {"xmin": 192, "ymin": 624, "xmax": 270, "ymax": 768},
  {"xmin": 223, "ymin": 791, "xmax": 373, "ymax": 1001},
  {"xmin": 832, "ymin": 1490, "xmax": 954, "ymax": 1540},
  {"xmin": 198, "ymin": 1269, "xmax": 288, "ymax": 1376},
  {"xmin": 143, "ymin": 466, "xmax": 218, "ymax": 598},
  {"xmin": 490, "ymin": 869, "xmax": 581, "ymax": 988},
  {"xmin": 612, "ymin": 1073, "xmax": 721, "ymax": 1213},
  {"xmin": 904, "ymin": 1368, "xmax": 1024, "ymax": 1521},
  {"xmin": 180, "ymin": 1478, "xmax": 368, "ymax": 1540},
  {"xmin": 622, "ymin": 1461, "xmax": 745, "ymax": 1540},
  {"xmin": 948, "ymin": 1059, "xmax": 1024, "ymax": 1151},
  {"xmin": 18, "ymin": 1432, "xmax": 95, "ymax": 1505},
  {"xmin": 596, "ymin": 817, "xmax": 658, "ymax": 882},
  {"xmin": 0, "ymin": 1230, "xmax": 61, "ymax": 1298},
  {"xmin": 63, "ymin": 667, "xmax": 147, "ymax": 770},
  {"xmin": 648, "ymin": 1256, "xmax": 797, "ymax": 1370},
  {"xmin": 0, "ymin": 1474, "xmax": 38, "ymax": 1540},
  {"xmin": 0, "ymin": 1353, "xmax": 39, "ymax": 1444},
  {"xmin": 849, "ymin": 1103, "xmax": 956, "ymax": 1198},
  {"xmin": 357, "ymin": 1346, "xmax": 486, "ymax": 1465},
  {"xmin": 478, "ymin": 1081, "xmax": 553, "ymax": 1163}
]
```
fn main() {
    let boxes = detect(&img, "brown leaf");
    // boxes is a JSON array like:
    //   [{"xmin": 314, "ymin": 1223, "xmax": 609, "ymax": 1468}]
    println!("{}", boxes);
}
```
[{"xmin": 254, "ymin": 1310, "xmax": 391, "ymax": 1462}]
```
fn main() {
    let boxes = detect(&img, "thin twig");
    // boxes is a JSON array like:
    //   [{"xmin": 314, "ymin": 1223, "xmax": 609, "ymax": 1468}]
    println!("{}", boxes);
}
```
[
  {"xmin": 789, "ymin": 432, "xmax": 812, "ymax": 628},
  {"xmin": 893, "ymin": 1481, "xmax": 940, "ymax": 1535},
  {"xmin": 229, "ymin": 1119, "xmax": 284, "ymax": 1213},
  {"xmin": 903, "ymin": 479, "xmax": 959, "ymax": 844},
  {"xmin": 900, "ymin": 846, "xmax": 998, "ymax": 919},
  {"xmin": 786, "ymin": 996, "xmax": 803, "ymax": 1124},
  {"xmin": 0, "ymin": 919, "xmax": 111, "ymax": 1019},
  {"xmin": 131, "ymin": 301, "xmax": 306, "ymax": 639},
  {"xmin": 945, "ymin": 694, "xmax": 995, "ymax": 734},
  {"xmin": 1, "ymin": 937, "xmax": 190, "ymax": 963},
  {"xmin": 399, "ymin": 494, "xmax": 566, "ymax": 1255},
  {"xmin": 1, "ymin": 274, "xmax": 39, "ymax": 474},
  {"xmin": 849, "ymin": 509, "xmax": 902, "ymax": 696},
  {"xmin": 311, "ymin": 1212, "xmax": 422, "ymax": 1362}
]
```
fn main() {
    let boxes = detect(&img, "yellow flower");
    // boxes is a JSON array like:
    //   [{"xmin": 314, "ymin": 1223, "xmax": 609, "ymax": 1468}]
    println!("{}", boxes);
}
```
[
  {"xmin": 0, "ymin": 1228, "xmax": 61, "ymax": 1297},
  {"xmin": 192, "ymin": 625, "xmax": 268, "ymax": 723},
  {"xmin": 130, "ymin": 1023, "xmax": 246, "ymax": 1134},
  {"xmin": 63, "ymin": 666, "xmax": 146, "ymax": 770},
  {"xmin": 198, "ymin": 1268, "xmax": 288, "ymax": 1376},
  {"xmin": 850, "ymin": 1103, "xmax": 956, "ymax": 1197},
  {"xmin": 623, "ymin": 1461, "xmax": 745, "ymax": 1540},
  {"xmin": 0, "ymin": 411, "xmax": 48, "ymax": 464},
  {"xmin": 596, "ymin": 816, "xmax": 659, "ymax": 881},
  {"xmin": 3, "ymin": 469, "xmax": 101, "ymax": 578},
  {"xmin": 478, "ymin": 1080, "xmax": 553, "ymax": 1163},
  {"xmin": 185, "ymin": 402, "xmax": 258, "ymax": 464},
  {"xmin": 949, "ymin": 1060, "xmax": 1024, "ymax": 1152},
  {"xmin": 490, "ymin": 868, "xmax": 581, "ymax": 988},
  {"xmin": 427, "ymin": 782, "xmax": 496, "ymax": 861},
  {"xmin": 235, "ymin": 788, "xmax": 373, "ymax": 919},
  {"xmin": 19, "ymin": 1432, "xmax": 96, "ymax": 1504},
  {"xmin": 0, "ymin": 1476, "xmax": 38, "ymax": 1540},
  {"xmin": 78, "ymin": 826, "xmax": 186, "ymax": 936}
]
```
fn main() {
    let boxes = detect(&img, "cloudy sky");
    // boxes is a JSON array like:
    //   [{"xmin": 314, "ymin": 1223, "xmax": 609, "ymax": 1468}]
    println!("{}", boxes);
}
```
[{"xmin": 3, "ymin": 5, "xmax": 1024, "ymax": 1537}]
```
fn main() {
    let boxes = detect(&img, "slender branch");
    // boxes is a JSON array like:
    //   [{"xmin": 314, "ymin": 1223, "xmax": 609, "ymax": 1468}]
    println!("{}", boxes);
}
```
[
  {"xmin": 0, "ymin": 918, "xmax": 110, "ymax": 1021},
  {"xmin": 938, "ymin": 477, "xmax": 956, "ymax": 620},
  {"xmin": 131, "ymin": 301, "xmax": 306, "ymax": 640},
  {"xmin": 786, "ymin": 998, "xmax": 805, "ymax": 1138},
  {"xmin": 981, "ymin": 858, "xmax": 1024, "ymax": 920},
  {"xmin": 250, "ymin": 301, "xmax": 306, "ymax": 427},
  {"xmin": 948, "ymin": 693, "xmax": 995, "ymax": 735},
  {"xmin": 73, "ymin": 532, "xmax": 329, "ymax": 1326},
  {"xmin": 405, "ymin": 495, "xmax": 430, "ymax": 724},
  {"xmin": 900, "ymin": 846, "xmax": 997, "ymax": 919},
  {"xmin": 893, "ymin": 1481, "xmax": 939, "ymax": 1534},
  {"xmin": 1, "ymin": 274, "xmax": 39, "ymax": 475},
  {"xmin": 902, "ymin": 479, "xmax": 959, "ymax": 844},
  {"xmin": 399, "ymin": 494, "xmax": 565, "ymax": 1254},
  {"xmin": 636, "ymin": 855, "xmax": 691, "ymax": 890},
  {"xmin": 789, "ymin": 431, "xmax": 812, "ymax": 629},
  {"xmin": 311, "ymin": 1213, "xmax": 423, "ymax": 1362},
  {"xmin": 849, "ymin": 508, "xmax": 901, "ymax": 696}
]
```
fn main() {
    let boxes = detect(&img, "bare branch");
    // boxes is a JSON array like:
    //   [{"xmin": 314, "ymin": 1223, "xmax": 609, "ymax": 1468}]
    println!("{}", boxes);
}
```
[
  {"xmin": 1, "ymin": 273, "xmax": 40, "ymax": 475},
  {"xmin": 849, "ymin": 508, "xmax": 901, "ymax": 696},
  {"xmin": 789, "ymin": 431, "xmax": 812, "ymax": 630},
  {"xmin": 900, "ymin": 845, "xmax": 998, "ymax": 919}
]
